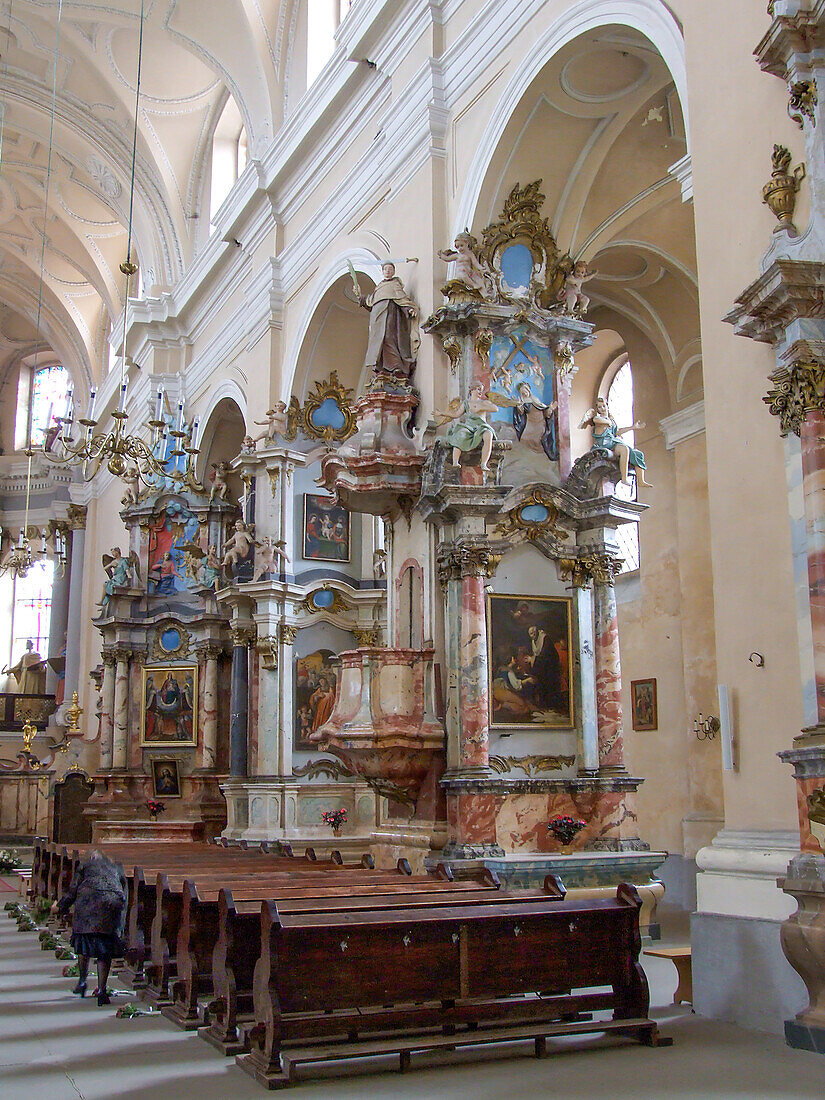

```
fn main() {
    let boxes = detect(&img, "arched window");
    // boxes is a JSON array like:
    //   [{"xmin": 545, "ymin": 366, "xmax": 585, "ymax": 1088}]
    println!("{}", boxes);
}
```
[
  {"xmin": 10, "ymin": 558, "xmax": 54, "ymax": 668},
  {"xmin": 606, "ymin": 361, "xmax": 640, "ymax": 573},
  {"xmin": 210, "ymin": 96, "xmax": 248, "ymax": 228},
  {"xmin": 15, "ymin": 362, "xmax": 72, "ymax": 450}
]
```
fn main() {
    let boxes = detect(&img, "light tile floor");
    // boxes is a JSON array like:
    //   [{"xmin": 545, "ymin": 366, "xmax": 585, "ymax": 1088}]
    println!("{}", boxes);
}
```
[{"xmin": 1, "ymin": 880, "xmax": 823, "ymax": 1099}]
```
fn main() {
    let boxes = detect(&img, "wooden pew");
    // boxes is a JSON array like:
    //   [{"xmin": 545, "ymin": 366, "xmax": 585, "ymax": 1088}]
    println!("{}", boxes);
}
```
[
  {"xmin": 142, "ymin": 862, "xmax": 422, "ymax": 1007},
  {"xmin": 236, "ymin": 883, "xmax": 671, "ymax": 1088}
]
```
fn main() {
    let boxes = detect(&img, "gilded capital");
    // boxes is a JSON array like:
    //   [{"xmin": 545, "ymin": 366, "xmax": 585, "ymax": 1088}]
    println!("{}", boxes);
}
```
[
  {"xmin": 198, "ymin": 642, "xmax": 223, "ymax": 663},
  {"xmin": 280, "ymin": 623, "xmax": 298, "ymax": 646},
  {"xmin": 764, "ymin": 358, "xmax": 825, "ymax": 436},
  {"xmin": 353, "ymin": 628, "xmax": 378, "ymax": 647},
  {"xmin": 460, "ymin": 545, "xmax": 501, "ymax": 579},
  {"xmin": 101, "ymin": 646, "xmax": 117, "ymax": 667},
  {"xmin": 66, "ymin": 504, "xmax": 87, "ymax": 531},
  {"xmin": 560, "ymin": 552, "xmax": 623, "ymax": 588},
  {"xmin": 231, "ymin": 625, "xmax": 257, "ymax": 647}
]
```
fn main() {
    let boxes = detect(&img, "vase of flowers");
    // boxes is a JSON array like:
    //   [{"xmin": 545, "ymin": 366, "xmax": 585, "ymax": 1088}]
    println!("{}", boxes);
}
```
[
  {"xmin": 146, "ymin": 799, "xmax": 166, "ymax": 822},
  {"xmin": 547, "ymin": 814, "xmax": 586, "ymax": 853},
  {"xmin": 0, "ymin": 848, "xmax": 22, "ymax": 875},
  {"xmin": 321, "ymin": 808, "xmax": 347, "ymax": 836}
]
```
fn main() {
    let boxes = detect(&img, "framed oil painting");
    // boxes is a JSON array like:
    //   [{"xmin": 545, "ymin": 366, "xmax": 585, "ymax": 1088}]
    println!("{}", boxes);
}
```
[
  {"xmin": 487, "ymin": 594, "xmax": 573, "ymax": 729},
  {"xmin": 303, "ymin": 494, "xmax": 350, "ymax": 562},
  {"xmin": 631, "ymin": 678, "xmax": 658, "ymax": 731},
  {"xmin": 294, "ymin": 649, "xmax": 339, "ymax": 749},
  {"xmin": 150, "ymin": 758, "xmax": 181, "ymax": 798},
  {"xmin": 140, "ymin": 664, "xmax": 197, "ymax": 746}
]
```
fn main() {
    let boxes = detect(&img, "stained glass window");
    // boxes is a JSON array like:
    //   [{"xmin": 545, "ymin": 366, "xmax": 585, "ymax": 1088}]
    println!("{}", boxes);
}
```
[
  {"xmin": 607, "ymin": 361, "xmax": 641, "ymax": 573},
  {"xmin": 11, "ymin": 559, "xmax": 53, "ymax": 661},
  {"xmin": 18, "ymin": 364, "xmax": 71, "ymax": 448}
]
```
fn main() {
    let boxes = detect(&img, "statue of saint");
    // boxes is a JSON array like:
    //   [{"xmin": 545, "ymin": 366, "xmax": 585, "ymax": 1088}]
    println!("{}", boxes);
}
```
[
  {"xmin": 4, "ymin": 639, "xmax": 47, "ymax": 694},
  {"xmin": 360, "ymin": 262, "xmax": 420, "ymax": 379}
]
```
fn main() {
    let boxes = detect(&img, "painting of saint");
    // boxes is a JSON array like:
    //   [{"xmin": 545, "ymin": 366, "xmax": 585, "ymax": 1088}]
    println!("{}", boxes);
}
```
[
  {"xmin": 294, "ymin": 649, "xmax": 339, "ymax": 748},
  {"xmin": 147, "ymin": 501, "xmax": 201, "ymax": 596},
  {"xmin": 141, "ymin": 664, "xmax": 197, "ymax": 745},
  {"xmin": 488, "ymin": 327, "xmax": 559, "ymax": 469},
  {"xmin": 151, "ymin": 759, "xmax": 182, "ymax": 797},
  {"xmin": 631, "ymin": 678, "xmax": 658, "ymax": 731},
  {"xmin": 303, "ymin": 494, "xmax": 350, "ymax": 562},
  {"xmin": 487, "ymin": 595, "xmax": 573, "ymax": 728}
]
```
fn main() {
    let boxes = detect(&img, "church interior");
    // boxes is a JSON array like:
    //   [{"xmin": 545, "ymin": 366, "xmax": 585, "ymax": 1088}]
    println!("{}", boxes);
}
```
[{"xmin": 2, "ymin": 0, "xmax": 825, "ymax": 1095}]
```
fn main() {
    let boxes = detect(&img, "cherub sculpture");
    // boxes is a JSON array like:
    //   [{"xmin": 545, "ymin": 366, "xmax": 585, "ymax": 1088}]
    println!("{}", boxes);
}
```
[
  {"xmin": 372, "ymin": 548, "xmax": 387, "ymax": 580},
  {"xmin": 254, "ymin": 402, "xmax": 289, "ymax": 445},
  {"xmin": 434, "ymin": 382, "xmax": 504, "ymax": 472},
  {"xmin": 438, "ymin": 232, "xmax": 492, "ymax": 297},
  {"xmin": 99, "ymin": 546, "xmax": 140, "ymax": 607},
  {"xmin": 181, "ymin": 542, "xmax": 222, "ymax": 591},
  {"xmin": 240, "ymin": 435, "xmax": 257, "ymax": 455},
  {"xmin": 222, "ymin": 519, "xmax": 256, "ymax": 573},
  {"xmin": 558, "ymin": 260, "xmax": 596, "ymax": 316},
  {"xmin": 579, "ymin": 396, "xmax": 652, "ymax": 486},
  {"xmin": 253, "ymin": 536, "xmax": 290, "ymax": 582},
  {"xmin": 121, "ymin": 465, "xmax": 141, "ymax": 506},
  {"xmin": 210, "ymin": 461, "xmax": 230, "ymax": 502}
]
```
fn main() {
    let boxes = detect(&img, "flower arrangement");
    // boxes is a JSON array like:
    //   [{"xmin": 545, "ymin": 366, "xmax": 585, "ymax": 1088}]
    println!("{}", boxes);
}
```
[
  {"xmin": 547, "ymin": 815, "xmax": 586, "ymax": 847},
  {"xmin": 146, "ymin": 799, "xmax": 166, "ymax": 820},
  {"xmin": 321, "ymin": 808, "xmax": 347, "ymax": 832},
  {"xmin": 0, "ymin": 848, "xmax": 22, "ymax": 874}
]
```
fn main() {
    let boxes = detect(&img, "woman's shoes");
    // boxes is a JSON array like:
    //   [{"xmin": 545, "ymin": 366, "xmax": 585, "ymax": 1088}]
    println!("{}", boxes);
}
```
[
  {"xmin": 72, "ymin": 981, "xmax": 87, "ymax": 997},
  {"xmin": 97, "ymin": 989, "xmax": 111, "ymax": 1006}
]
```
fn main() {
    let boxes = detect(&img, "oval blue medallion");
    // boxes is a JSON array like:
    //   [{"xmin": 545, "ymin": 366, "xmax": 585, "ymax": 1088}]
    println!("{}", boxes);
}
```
[
  {"xmin": 312, "ymin": 589, "xmax": 335, "ymax": 609},
  {"xmin": 520, "ymin": 503, "xmax": 549, "ymax": 523},
  {"xmin": 310, "ymin": 397, "xmax": 346, "ymax": 431},
  {"xmin": 500, "ymin": 243, "xmax": 534, "ymax": 293},
  {"xmin": 161, "ymin": 627, "xmax": 181, "ymax": 652}
]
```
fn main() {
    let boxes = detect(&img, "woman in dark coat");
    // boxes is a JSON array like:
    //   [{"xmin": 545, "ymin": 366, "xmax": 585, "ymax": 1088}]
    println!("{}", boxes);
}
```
[{"xmin": 52, "ymin": 851, "xmax": 127, "ymax": 1005}]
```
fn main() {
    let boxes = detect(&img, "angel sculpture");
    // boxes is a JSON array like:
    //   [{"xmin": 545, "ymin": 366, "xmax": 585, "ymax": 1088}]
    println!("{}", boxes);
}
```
[
  {"xmin": 434, "ymin": 382, "xmax": 505, "ymax": 472},
  {"xmin": 254, "ymin": 402, "xmax": 289, "ymax": 445},
  {"xmin": 437, "ymin": 232, "xmax": 492, "ymax": 297},
  {"xmin": 253, "ymin": 537, "xmax": 290, "ymax": 582},
  {"xmin": 222, "ymin": 519, "xmax": 256, "ymax": 573},
  {"xmin": 579, "ymin": 396, "xmax": 652, "ymax": 486},
  {"xmin": 558, "ymin": 260, "xmax": 596, "ymax": 316},
  {"xmin": 99, "ymin": 546, "xmax": 139, "ymax": 607},
  {"xmin": 121, "ymin": 465, "xmax": 141, "ymax": 506},
  {"xmin": 210, "ymin": 461, "xmax": 230, "ymax": 502}
]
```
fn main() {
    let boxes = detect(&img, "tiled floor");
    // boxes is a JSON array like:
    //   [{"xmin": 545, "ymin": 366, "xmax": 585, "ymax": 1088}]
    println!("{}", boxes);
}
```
[{"xmin": 1, "ymin": 880, "xmax": 823, "ymax": 1099}]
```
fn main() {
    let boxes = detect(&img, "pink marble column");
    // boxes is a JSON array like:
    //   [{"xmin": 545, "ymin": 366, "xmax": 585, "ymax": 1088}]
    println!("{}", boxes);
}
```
[
  {"xmin": 801, "ymin": 409, "xmax": 825, "ymax": 724},
  {"xmin": 98, "ymin": 650, "xmax": 115, "ymax": 771},
  {"xmin": 111, "ymin": 647, "xmax": 130, "ymax": 770},
  {"xmin": 200, "ymin": 644, "xmax": 220, "ymax": 770},
  {"xmin": 459, "ymin": 553, "xmax": 491, "ymax": 771},
  {"xmin": 594, "ymin": 579, "xmax": 625, "ymax": 772}
]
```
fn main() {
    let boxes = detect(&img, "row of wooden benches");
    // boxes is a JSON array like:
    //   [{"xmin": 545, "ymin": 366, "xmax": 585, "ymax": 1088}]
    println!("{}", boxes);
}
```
[{"xmin": 32, "ymin": 838, "xmax": 671, "ymax": 1089}]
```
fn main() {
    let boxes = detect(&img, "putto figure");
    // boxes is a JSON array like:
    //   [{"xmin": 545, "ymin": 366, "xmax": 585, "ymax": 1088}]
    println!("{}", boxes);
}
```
[
  {"xmin": 254, "ymin": 402, "xmax": 289, "ymax": 445},
  {"xmin": 438, "ymin": 232, "xmax": 492, "ymax": 297},
  {"xmin": 558, "ymin": 260, "xmax": 596, "ymax": 316},
  {"xmin": 253, "ymin": 536, "xmax": 290, "ymax": 582},
  {"xmin": 210, "ymin": 461, "xmax": 230, "ymax": 501},
  {"xmin": 579, "ymin": 396, "xmax": 652, "ymax": 487},
  {"xmin": 222, "ymin": 519, "xmax": 256, "ymax": 573},
  {"xmin": 360, "ymin": 262, "xmax": 420, "ymax": 379}
]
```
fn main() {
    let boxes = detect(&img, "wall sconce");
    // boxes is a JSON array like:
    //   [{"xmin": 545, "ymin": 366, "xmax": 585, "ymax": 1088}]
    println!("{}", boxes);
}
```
[{"xmin": 694, "ymin": 712, "xmax": 720, "ymax": 741}]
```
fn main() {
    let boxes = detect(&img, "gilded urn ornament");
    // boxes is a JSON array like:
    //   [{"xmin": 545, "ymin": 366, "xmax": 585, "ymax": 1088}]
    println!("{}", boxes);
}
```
[{"xmin": 762, "ymin": 144, "xmax": 806, "ymax": 236}]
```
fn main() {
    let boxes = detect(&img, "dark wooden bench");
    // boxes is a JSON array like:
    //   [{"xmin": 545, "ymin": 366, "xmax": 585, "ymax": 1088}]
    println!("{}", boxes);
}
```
[{"xmin": 236, "ymin": 883, "xmax": 671, "ymax": 1088}]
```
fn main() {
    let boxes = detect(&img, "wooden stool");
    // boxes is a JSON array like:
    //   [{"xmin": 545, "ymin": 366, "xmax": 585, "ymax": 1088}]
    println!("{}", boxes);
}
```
[{"xmin": 643, "ymin": 945, "xmax": 693, "ymax": 1005}]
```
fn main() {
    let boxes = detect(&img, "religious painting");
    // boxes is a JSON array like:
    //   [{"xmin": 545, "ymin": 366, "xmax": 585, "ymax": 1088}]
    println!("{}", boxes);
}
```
[
  {"xmin": 294, "ymin": 649, "xmax": 339, "ymax": 749},
  {"xmin": 140, "ymin": 664, "xmax": 198, "ymax": 746},
  {"xmin": 631, "ymin": 678, "xmax": 658, "ymax": 731},
  {"xmin": 488, "ymin": 325, "xmax": 558, "ymax": 465},
  {"xmin": 487, "ymin": 594, "xmax": 573, "ymax": 729},
  {"xmin": 146, "ymin": 500, "xmax": 202, "ymax": 596},
  {"xmin": 303, "ymin": 494, "xmax": 351, "ymax": 562},
  {"xmin": 150, "ymin": 758, "xmax": 181, "ymax": 798}
]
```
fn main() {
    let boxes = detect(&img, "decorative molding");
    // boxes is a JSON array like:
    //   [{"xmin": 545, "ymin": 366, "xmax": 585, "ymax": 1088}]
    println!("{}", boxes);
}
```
[
  {"xmin": 488, "ymin": 754, "xmax": 576, "ymax": 776},
  {"xmin": 725, "ymin": 259, "xmax": 825, "ymax": 345},
  {"xmin": 659, "ymin": 401, "xmax": 706, "ymax": 450},
  {"xmin": 667, "ymin": 153, "xmax": 693, "ymax": 203},
  {"xmin": 292, "ymin": 758, "xmax": 356, "ymax": 781},
  {"xmin": 494, "ymin": 488, "xmax": 571, "ymax": 543},
  {"xmin": 442, "ymin": 334, "xmax": 461, "ymax": 375},
  {"xmin": 256, "ymin": 635, "xmax": 279, "ymax": 670},
  {"xmin": 151, "ymin": 622, "xmax": 192, "ymax": 661}
]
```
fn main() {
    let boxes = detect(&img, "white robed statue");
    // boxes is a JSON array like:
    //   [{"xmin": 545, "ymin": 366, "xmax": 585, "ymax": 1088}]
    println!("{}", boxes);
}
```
[{"xmin": 358, "ymin": 262, "xmax": 420, "ymax": 379}]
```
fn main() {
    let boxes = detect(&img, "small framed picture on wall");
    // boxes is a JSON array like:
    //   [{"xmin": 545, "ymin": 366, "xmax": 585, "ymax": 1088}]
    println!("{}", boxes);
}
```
[
  {"xmin": 631, "ymin": 678, "xmax": 658, "ymax": 731},
  {"xmin": 150, "ymin": 758, "xmax": 182, "ymax": 798}
]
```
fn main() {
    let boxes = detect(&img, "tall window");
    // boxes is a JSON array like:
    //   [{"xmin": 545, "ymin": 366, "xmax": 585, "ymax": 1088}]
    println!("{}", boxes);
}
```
[
  {"xmin": 15, "ymin": 363, "xmax": 71, "ymax": 449},
  {"xmin": 210, "ymin": 96, "xmax": 248, "ymax": 227},
  {"xmin": 306, "ymin": 1, "xmax": 349, "ymax": 86},
  {"xmin": 606, "ymin": 361, "xmax": 640, "ymax": 573},
  {"xmin": 11, "ymin": 559, "xmax": 53, "ymax": 661}
]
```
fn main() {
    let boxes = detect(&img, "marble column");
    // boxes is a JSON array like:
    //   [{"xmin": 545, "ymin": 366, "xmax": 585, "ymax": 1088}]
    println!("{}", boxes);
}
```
[
  {"xmin": 574, "ymin": 583, "xmax": 599, "ymax": 773},
  {"xmin": 278, "ymin": 625, "xmax": 296, "ymax": 778},
  {"xmin": 594, "ymin": 572, "xmax": 625, "ymax": 773},
  {"xmin": 255, "ymin": 634, "xmax": 280, "ymax": 776},
  {"xmin": 63, "ymin": 507, "xmax": 87, "ymax": 707},
  {"xmin": 458, "ymin": 549, "xmax": 492, "ymax": 773},
  {"xmin": 98, "ymin": 649, "xmax": 115, "ymax": 771},
  {"xmin": 200, "ymin": 643, "xmax": 221, "ymax": 770},
  {"xmin": 111, "ymin": 646, "xmax": 131, "ymax": 770},
  {"xmin": 800, "ymin": 408, "xmax": 825, "ymax": 725},
  {"xmin": 230, "ymin": 626, "xmax": 254, "ymax": 778}
]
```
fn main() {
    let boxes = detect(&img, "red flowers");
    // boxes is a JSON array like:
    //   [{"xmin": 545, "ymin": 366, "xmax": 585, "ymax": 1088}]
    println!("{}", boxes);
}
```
[
  {"xmin": 547, "ymin": 815, "xmax": 586, "ymax": 845},
  {"xmin": 321, "ymin": 808, "xmax": 347, "ymax": 831}
]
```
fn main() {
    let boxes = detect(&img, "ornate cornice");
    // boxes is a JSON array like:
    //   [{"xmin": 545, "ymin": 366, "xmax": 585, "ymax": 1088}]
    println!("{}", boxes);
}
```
[
  {"xmin": 724, "ymin": 259, "xmax": 825, "ymax": 344},
  {"xmin": 559, "ymin": 552, "xmax": 623, "ymax": 588},
  {"xmin": 756, "ymin": 6, "xmax": 825, "ymax": 82},
  {"xmin": 764, "ymin": 357, "xmax": 825, "ymax": 435}
]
